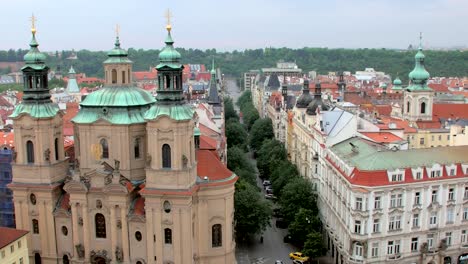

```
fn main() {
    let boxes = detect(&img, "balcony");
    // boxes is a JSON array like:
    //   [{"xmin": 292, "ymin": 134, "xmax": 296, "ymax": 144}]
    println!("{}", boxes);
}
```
[
  {"xmin": 348, "ymin": 256, "xmax": 364, "ymax": 264},
  {"xmin": 386, "ymin": 254, "xmax": 402, "ymax": 261}
]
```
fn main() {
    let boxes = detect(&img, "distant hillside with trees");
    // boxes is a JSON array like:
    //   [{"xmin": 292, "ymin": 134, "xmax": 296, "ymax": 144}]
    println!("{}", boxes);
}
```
[{"xmin": 1, "ymin": 48, "xmax": 467, "ymax": 82}]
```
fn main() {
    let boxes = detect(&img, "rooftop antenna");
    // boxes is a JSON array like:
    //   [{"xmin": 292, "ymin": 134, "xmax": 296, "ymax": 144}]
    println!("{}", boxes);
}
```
[
  {"xmin": 30, "ymin": 13, "xmax": 37, "ymax": 34},
  {"xmin": 165, "ymin": 9, "xmax": 173, "ymax": 32}
]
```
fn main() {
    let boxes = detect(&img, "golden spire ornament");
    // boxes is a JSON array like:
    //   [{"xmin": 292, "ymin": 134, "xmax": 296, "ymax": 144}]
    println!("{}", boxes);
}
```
[
  {"xmin": 30, "ymin": 13, "xmax": 37, "ymax": 34},
  {"xmin": 165, "ymin": 9, "xmax": 172, "ymax": 32}
]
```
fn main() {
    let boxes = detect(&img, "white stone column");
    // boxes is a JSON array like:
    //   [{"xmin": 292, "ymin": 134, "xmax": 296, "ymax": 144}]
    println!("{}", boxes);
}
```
[
  {"xmin": 13, "ymin": 200, "xmax": 23, "ymax": 229},
  {"xmin": 71, "ymin": 203, "xmax": 80, "ymax": 254},
  {"xmin": 82, "ymin": 203, "xmax": 90, "ymax": 259},
  {"xmin": 110, "ymin": 205, "xmax": 117, "ymax": 259},
  {"xmin": 146, "ymin": 208, "xmax": 154, "ymax": 264},
  {"xmin": 121, "ymin": 207, "xmax": 130, "ymax": 263},
  {"xmin": 39, "ymin": 201, "xmax": 48, "ymax": 257},
  {"xmin": 45, "ymin": 201, "xmax": 57, "ymax": 257}
]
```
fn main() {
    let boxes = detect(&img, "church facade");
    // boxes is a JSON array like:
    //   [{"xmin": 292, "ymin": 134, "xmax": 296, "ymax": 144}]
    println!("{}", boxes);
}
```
[{"xmin": 9, "ymin": 23, "xmax": 236, "ymax": 264}]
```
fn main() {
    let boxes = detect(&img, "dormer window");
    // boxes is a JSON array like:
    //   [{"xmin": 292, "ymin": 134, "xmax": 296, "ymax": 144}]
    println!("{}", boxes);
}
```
[
  {"xmin": 430, "ymin": 170, "xmax": 441, "ymax": 178},
  {"xmin": 391, "ymin": 173, "xmax": 403, "ymax": 182}
]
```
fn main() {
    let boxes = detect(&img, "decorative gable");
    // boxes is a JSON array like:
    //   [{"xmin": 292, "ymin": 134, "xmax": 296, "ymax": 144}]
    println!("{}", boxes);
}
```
[
  {"xmin": 411, "ymin": 167, "xmax": 424, "ymax": 180},
  {"xmin": 427, "ymin": 163, "xmax": 443, "ymax": 178},
  {"xmin": 387, "ymin": 168, "xmax": 405, "ymax": 182},
  {"xmin": 445, "ymin": 164, "xmax": 457, "ymax": 176}
]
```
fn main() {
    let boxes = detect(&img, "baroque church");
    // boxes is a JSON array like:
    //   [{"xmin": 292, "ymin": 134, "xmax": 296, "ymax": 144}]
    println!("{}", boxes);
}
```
[{"xmin": 9, "ymin": 21, "xmax": 237, "ymax": 264}]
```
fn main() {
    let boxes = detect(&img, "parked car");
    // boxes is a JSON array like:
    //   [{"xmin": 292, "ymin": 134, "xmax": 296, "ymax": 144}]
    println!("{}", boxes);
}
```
[
  {"xmin": 289, "ymin": 252, "xmax": 309, "ymax": 262},
  {"xmin": 275, "ymin": 260, "xmax": 284, "ymax": 264},
  {"xmin": 265, "ymin": 193, "xmax": 277, "ymax": 200},
  {"xmin": 275, "ymin": 218, "xmax": 287, "ymax": 229},
  {"xmin": 262, "ymin": 180, "xmax": 271, "ymax": 186}
]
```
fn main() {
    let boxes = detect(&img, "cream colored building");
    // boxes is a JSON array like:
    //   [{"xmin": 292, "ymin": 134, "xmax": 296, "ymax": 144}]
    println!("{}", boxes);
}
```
[
  {"xmin": 9, "ymin": 25, "xmax": 236, "ymax": 264},
  {"xmin": 0, "ymin": 227, "xmax": 29, "ymax": 264}
]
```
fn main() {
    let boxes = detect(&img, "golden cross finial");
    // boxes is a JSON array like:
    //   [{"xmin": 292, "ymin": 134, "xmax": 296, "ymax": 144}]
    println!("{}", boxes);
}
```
[
  {"xmin": 30, "ymin": 13, "xmax": 37, "ymax": 33},
  {"xmin": 165, "ymin": 9, "xmax": 172, "ymax": 26},
  {"xmin": 115, "ymin": 24, "xmax": 120, "ymax": 37}
]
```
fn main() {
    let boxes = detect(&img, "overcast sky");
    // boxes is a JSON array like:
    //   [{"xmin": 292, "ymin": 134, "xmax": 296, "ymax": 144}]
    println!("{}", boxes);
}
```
[{"xmin": 2, "ymin": 0, "xmax": 467, "ymax": 51}]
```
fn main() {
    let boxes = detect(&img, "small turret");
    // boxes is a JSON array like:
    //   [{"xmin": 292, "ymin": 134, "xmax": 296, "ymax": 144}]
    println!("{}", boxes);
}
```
[{"xmin": 295, "ymin": 80, "xmax": 313, "ymax": 108}]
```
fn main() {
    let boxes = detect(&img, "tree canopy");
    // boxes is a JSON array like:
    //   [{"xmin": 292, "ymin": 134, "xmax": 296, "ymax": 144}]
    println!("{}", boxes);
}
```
[
  {"xmin": 249, "ymin": 118, "xmax": 274, "ymax": 153},
  {"xmin": 225, "ymin": 121, "xmax": 248, "ymax": 152},
  {"xmin": 279, "ymin": 177, "xmax": 318, "ymax": 224}
]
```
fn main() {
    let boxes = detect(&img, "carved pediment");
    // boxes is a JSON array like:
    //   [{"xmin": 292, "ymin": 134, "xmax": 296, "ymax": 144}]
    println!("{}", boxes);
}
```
[
  {"xmin": 209, "ymin": 215, "xmax": 225, "ymax": 223},
  {"xmin": 389, "ymin": 208, "xmax": 404, "ymax": 214}
]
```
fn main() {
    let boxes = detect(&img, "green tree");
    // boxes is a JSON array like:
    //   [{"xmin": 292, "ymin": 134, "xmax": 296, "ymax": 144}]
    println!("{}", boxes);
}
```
[
  {"xmin": 302, "ymin": 231, "xmax": 326, "ymax": 260},
  {"xmin": 256, "ymin": 139, "xmax": 286, "ymax": 178},
  {"xmin": 234, "ymin": 179, "xmax": 272, "ymax": 241},
  {"xmin": 270, "ymin": 160, "xmax": 299, "ymax": 194},
  {"xmin": 225, "ymin": 121, "xmax": 248, "ymax": 151},
  {"xmin": 223, "ymin": 97, "xmax": 239, "ymax": 122},
  {"xmin": 49, "ymin": 78, "xmax": 66, "ymax": 88},
  {"xmin": 241, "ymin": 104, "xmax": 259, "ymax": 131},
  {"xmin": 227, "ymin": 147, "xmax": 256, "ymax": 186},
  {"xmin": 279, "ymin": 177, "xmax": 317, "ymax": 224},
  {"xmin": 249, "ymin": 118, "xmax": 274, "ymax": 153},
  {"xmin": 287, "ymin": 208, "xmax": 321, "ymax": 246}
]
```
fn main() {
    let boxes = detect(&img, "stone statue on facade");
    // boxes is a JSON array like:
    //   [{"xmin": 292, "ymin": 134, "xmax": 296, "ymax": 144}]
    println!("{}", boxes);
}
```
[
  {"xmin": 44, "ymin": 148, "xmax": 51, "ymax": 162},
  {"xmin": 114, "ymin": 159, "xmax": 120, "ymax": 173},
  {"xmin": 115, "ymin": 246, "xmax": 123, "ymax": 262},
  {"xmin": 75, "ymin": 244, "xmax": 85, "ymax": 259},
  {"xmin": 182, "ymin": 154, "xmax": 188, "ymax": 168},
  {"xmin": 146, "ymin": 153, "xmax": 152, "ymax": 166}
]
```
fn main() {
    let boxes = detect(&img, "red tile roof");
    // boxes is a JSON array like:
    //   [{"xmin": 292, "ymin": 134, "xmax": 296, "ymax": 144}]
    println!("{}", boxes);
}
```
[
  {"xmin": 0, "ymin": 131, "xmax": 14, "ymax": 148},
  {"xmin": 200, "ymin": 135, "xmax": 217, "ymax": 150},
  {"xmin": 196, "ymin": 149, "xmax": 232, "ymax": 180},
  {"xmin": 63, "ymin": 103, "xmax": 80, "ymax": 136},
  {"xmin": 433, "ymin": 103, "xmax": 468, "ymax": 119},
  {"xmin": 376, "ymin": 117, "xmax": 417, "ymax": 133},
  {"xmin": 360, "ymin": 132, "xmax": 403, "ymax": 143},
  {"xmin": 416, "ymin": 120, "xmax": 442, "ymax": 129},
  {"xmin": 428, "ymin": 83, "xmax": 449, "ymax": 92},
  {"xmin": 0, "ymin": 227, "xmax": 28, "ymax": 249},
  {"xmin": 133, "ymin": 71, "xmax": 158, "ymax": 81}
]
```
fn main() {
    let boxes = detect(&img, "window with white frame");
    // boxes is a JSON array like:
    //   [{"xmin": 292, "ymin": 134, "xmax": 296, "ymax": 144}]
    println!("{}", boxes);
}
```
[
  {"xmin": 430, "ymin": 212, "xmax": 437, "ymax": 225},
  {"xmin": 449, "ymin": 168, "xmax": 456, "ymax": 176},
  {"xmin": 371, "ymin": 242, "xmax": 379, "ymax": 257},
  {"xmin": 411, "ymin": 237, "xmax": 418, "ymax": 252},
  {"xmin": 397, "ymin": 194, "xmax": 402, "ymax": 207},
  {"xmin": 448, "ymin": 188, "xmax": 455, "ymax": 201},
  {"xmin": 354, "ymin": 243, "xmax": 363, "ymax": 257},
  {"xmin": 427, "ymin": 234, "xmax": 434, "ymax": 249},
  {"xmin": 387, "ymin": 240, "xmax": 400, "ymax": 255},
  {"xmin": 462, "ymin": 230, "xmax": 467, "ymax": 244},
  {"xmin": 389, "ymin": 215, "xmax": 401, "ymax": 231},
  {"xmin": 446, "ymin": 232, "xmax": 452, "ymax": 246},
  {"xmin": 447, "ymin": 208, "xmax": 454, "ymax": 223},
  {"xmin": 430, "ymin": 169, "xmax": 441, "ymax": 178},
  {"xmin": 374, "ymin": 196, "xmax": 381, "ymax": 209},
  {"xmin": 354, "ymin": 220, "xmax": 362, "ymax": 234},
  {"xmin": 431, "ymin": 190, "xmax": 438, "ymax": 203},
  {"xmin": 414, "ymin": 192, "xmax": 421, "ymax": 205},
  {"xmin": 415, "ymin": 171, "xmax": 422, "ymax": 180},
  {"xmin": 373, "ymin": 219, "xmax": 380, "ymax": 233},
  {"xmin": 355, "ymin": 197, "xmax": 363, "ymax": 211},
  {"xmin": 390, "ymin": 194, "xmax": 403, "ymax": 208},
  {"xmin": 463, "ymin": 208, "xmax": 468, "ymax": 220},
  {"xmin": 413, "ymin": 213, "xmax": 420, "ymax": 227},
  {"xmin": 391, "ymin": 173, "xmax": 403, "ymax": 182}
]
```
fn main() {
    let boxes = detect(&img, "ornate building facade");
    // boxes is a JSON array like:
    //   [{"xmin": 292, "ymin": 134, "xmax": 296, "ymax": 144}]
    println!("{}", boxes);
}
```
[{"xmin": 9, "ymin": 23, "xmax": 236, "ymax": 264}]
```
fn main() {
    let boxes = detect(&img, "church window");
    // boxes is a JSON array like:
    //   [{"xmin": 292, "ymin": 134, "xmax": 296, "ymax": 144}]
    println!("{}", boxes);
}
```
[
  {"xmin": 62, "ymin": 255, "xmax": 69, "ymax": 264},
  {"xmin": 135, "ymin": 231, "xmax": 142, "ymax": 241},
  {"xmin": 111, "ymin": 69, "xmax": 117, "ymax": 84},
  {"xmin": 212, "ymin": 224, "xmax": 222, "ymax": 247},
  {"xmin": 61, "ymin": 226, "xmax": 68, "ymax": 236},
  {"xmin": 100, "ymin": 139, "xmax": 109, "ymax": 159},
  {"xmin": 54, "ymin": 138, "xmax": 59, "ymax": 161},
  {"xmin": 164, "ymin": 228, "xmax": 172, "ymax": 244},
  {"xmin": 26, "ymin": 140, "xmax": 34, "ymax": 164},
  {"xmin": 165, "ymin": 75, "xmax": 170, "ymax": 89},
  {"xmin": 122, "ymin": 71, "xmax": 126, "ymax": 84},
  {"xmin": 134, "ymin": 138, "xmax": 141, "ymax": 159},
  {"xmin": 32, "ymin": 219, "xmax": 39, "ymax": 234},
  {"xmin": 407, "ymin": 101, "xmax": 410, "ymax": 113},
  {"xmin": 162, "ymin": 144, "xmax": 171, "ymax": 168},
  {"xmin": 95, "ymin": 213, "xmax": 106, "ymax": 238},
  {"xmin": 28, "ymin": 76, "xmax": 33, "ymax": 89},
  {"xmin": 420, "ymin": 102, "xmax": 426, "ymax": 114}
]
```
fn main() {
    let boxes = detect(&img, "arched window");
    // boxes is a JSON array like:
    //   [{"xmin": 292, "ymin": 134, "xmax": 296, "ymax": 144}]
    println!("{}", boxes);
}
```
[
  {"xmin": 100, "ymin": 139, "xmax": 109, "ymax": 159},
  {"xmin": 95, "ymin": 213, "xmax": 106, "ymax": 238},
  {"xmin": 63, "ymin": 255, "xmax": 69, "ymax": 264},
  {"xmin": 162, "ymin": 144, "xmax": 171, "ymax": 168},
  {"xmin": 54, "ymin": 138, "xmax": 59, "ymax": 161},
  {"xmin": 212, "ymin": 224, "xmax": 222, "ymax": 247},
  {"xmin": 112, "ymin": 69, "xmax": 117, "ymax": 84},
  {"xmin": 444, "ymin": 256, "xmax": 451, "ymax": 264},
  {"xmin": 134, "ymin": 138, "xmax": 141, "ymax": 159},
  {"xmin": 420, "ymin": 102, "xmax": 426, "ymax": 114},
  {"xmin": 34, "ymin": 253, "xmax": 41, "ymax": 264},
  {"xmin": 26, "ymin": 140, "xmax": 34, "ymax": 164},
  {"xmin": 32, "ymin": 219, "xmax": 39, "ymax": 234},
  {"xmin": 165, "ymin": 75, "xmax": 170, "ymax": 89},
  {"xmin": 164, "ymin": 228, "xmax": 172, "ymax": 244},
  {"xmin": 407, "ymin": 101, "xmax": 410, "ymax": 113},
  {"xmin": 105, "ymin": 71, "xmax": 108, "ymax": 83},
  {"xmin": 122, "ymin": 71, "xmax": 126, "ymax": 84}
]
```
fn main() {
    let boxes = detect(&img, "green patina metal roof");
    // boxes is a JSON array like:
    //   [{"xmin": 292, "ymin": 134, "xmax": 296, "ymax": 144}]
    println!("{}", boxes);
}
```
[
  {"xmin": 157, "ymin": 29, "xmax": 182, "ymax": 70},
  {"xmin": 331, "ymin": 137, "xmax": 468, "ymax": 171},
  {"xmin": 407, "ymin": 42, "xmax": 431, "ymax": 91},
  {"xmin": 10, "ymin": 103, "xmax": 60, "ymax": 119},
  {"xmin": 392, "ymin": 77, "xmax": 402, "ymax": 88},
  {"xmin": 80, "ymin": 86, "xmax": 155, "ymax": 107},
  {"xmin": 144, "ymin": 103, "xmax": 194, "ymax": 121},
  {"xmin": 72, "ymin": 106, "xmax": 151, "ymax": 124},
  {"xmin": 104, "ymin": 36, "xmax": 132, "ymax": 64},
  {"xmin": 22, "ymin": 32, "xmax": 47, "ymax": 66}
]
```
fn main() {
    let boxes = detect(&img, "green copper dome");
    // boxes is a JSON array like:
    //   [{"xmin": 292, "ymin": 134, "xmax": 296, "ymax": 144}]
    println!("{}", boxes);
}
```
[
  {"xmin": 104, "ymin": 36, "xmax": 132, "ymax": 64},
  {"xmin": 80, "ymin": 86, "xmax": 155, "ymax": 107},
  {"xmin": 393, "ymin": 77, "xmax": 402, "ymax": 86},
  {"xmin": 23, "ymin": 33, "xmax": 47, "ymax": 66},
  {"xmin": 407, "ymin": 39, "xmax": 431, "ymax": 91},
  {"xmin": 157, "ymin": 30, "xmax": 182, "ymax": 69}
]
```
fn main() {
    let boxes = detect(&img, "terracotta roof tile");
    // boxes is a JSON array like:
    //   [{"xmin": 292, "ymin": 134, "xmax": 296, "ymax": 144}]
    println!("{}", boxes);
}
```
[
  {"xmin": 360, "ymin": 132, "xmax": 403, "ymax": 143},
  {"xmin": 0, "ymin": 227, "xmax": 28, "ymax": 249},
  {"xmin": 197, "ymin": 149, "xmax": 232, "ymax": 180},
  {"xmin": 433, "ymin": 103, "xmax": 468, "ymax": 119},
  {"xmin": 200, "ymin": 135, "xmax": 217, "ymax": 150}
]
